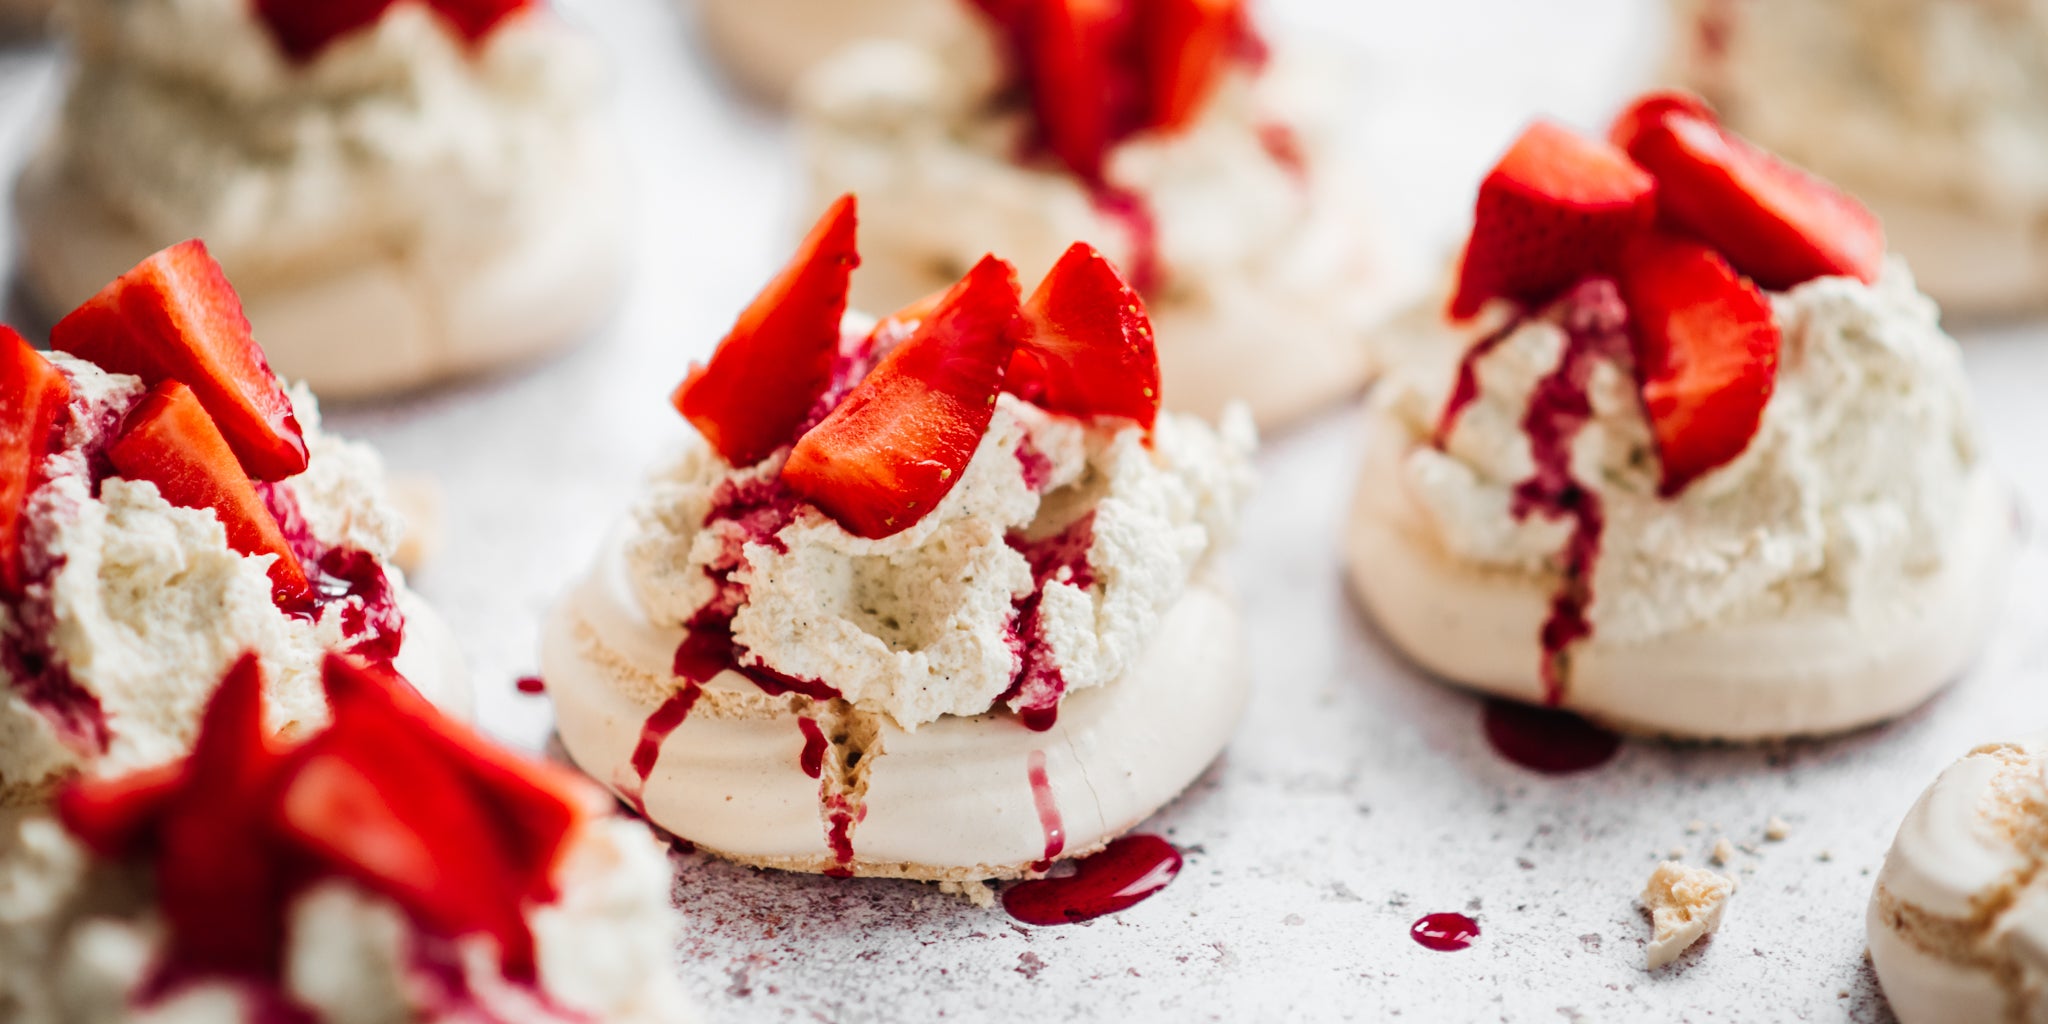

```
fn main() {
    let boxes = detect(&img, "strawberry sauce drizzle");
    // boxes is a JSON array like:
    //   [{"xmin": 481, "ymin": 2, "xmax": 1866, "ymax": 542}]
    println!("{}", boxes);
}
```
[
  {"xmin": 1509, "ymin": 281, "xmax": 1632, "ymax": 703},
  {"xmin": 1000, "ymin": 512, "xmax": 1099, "ymax": 732},
  {"xmin": 622, "ymin": 681, "xmax": 702, "ymax": 815},
  {"xmin": 1433, "ymin": 316, "xmax": 1524, "ymax": 448},
  {"xmin": 1002, "ymin": 834, "xmax": 1182, "ymax": 926},
  {"xmin": 797, "ymin": 716, "xmax": 827, "ymax": 780},
  {"xmin": 1410, "ymin": 912, "xmax": 1480, "ymax": 952},
  {"xmin": 1481, "ymin": 698, "xmax": 1621, "ymax": 775},
  {"xmin": 1092, "ymin": 188, "xmax": 1164, "ymax": 296},
  {"xmin": 254, "ymin": 0, "xmax": 531, "ymax": 64},
  {"xmin": 1027, "ymin": 749, "xmax": 1065, "ymax": 871},
  {"xmin": 823, "ymin": 795, "xmax": 861, "ymax": 878},
  {"xmin": 260, "ymin": 482, "xmax": 405, "ymax": 665}
]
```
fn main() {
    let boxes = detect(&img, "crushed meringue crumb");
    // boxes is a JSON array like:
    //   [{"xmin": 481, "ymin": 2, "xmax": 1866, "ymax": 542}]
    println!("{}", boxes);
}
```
[
  {"xmin": 1711, "ymin": 838, "xmax": 1735, "ymax": 866},
  {"xmin": 1764, "ymin": 816, "xmax": 1791, "ymax": 841},
  {"xmin": 1642, "ymin": 861, "xmax": 1735, "ymax": 970}
]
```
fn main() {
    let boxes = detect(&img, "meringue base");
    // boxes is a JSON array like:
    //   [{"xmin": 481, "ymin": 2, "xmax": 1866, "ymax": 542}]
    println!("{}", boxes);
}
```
[
  {"xmin": 541, "ymin": 534, "xmax": 1248, "ymax": 881},
  {"xmin": 1866, "ymin": 191, "xmax": 2048, "ymax": 320},
  {"xmin": 1344, "ymin": 405, "xmax": 2016, "ymax": 741},
  {"xmin": 1865, "ymin": 740, "xmax": 2048, "ymax": 1024},
  {"xmin": 692, "ymin": 0, "xmax": 954, "ymax": 102},
  {"xmin": 392, "ymin": 586, "xmax": 473, "ymax": 723},
  {"xmin": 14, "ymin": 139, "xmax": 628, "ymax": 401}
]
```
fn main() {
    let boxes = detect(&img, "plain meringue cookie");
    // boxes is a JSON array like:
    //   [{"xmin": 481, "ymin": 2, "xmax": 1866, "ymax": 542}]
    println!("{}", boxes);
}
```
[
  {"xmin": 543, "ymin": 197, "xmax": 1256, "ymax": 883},
  {"xmin": 0, "ymin": 242, "xmax": 470, "ymax": 804},
  {"xmin": 1666, "ymin": 0, "xmax": 2048, "ymax": 316},
  {"xmin": 0, "ymin": 653, "xmax": 695, "ymax": 1024},
  {"xmin": 17, "ymin": 0, "xmax": 628, "ymax": 399},
  {"xmin": 795, "ymin": 0, "xmax": 1403, "ymax": 429},
  {"xmin": 1868, "ymin": 738, "xmax": 2048, "ymax": 1024},
  {"xmin": 1349, "ymin": 94, "xmax": 2014, "ymax": 740},
  {"xmin": 691, "ymin": 0, "xmax": 959, "ymax": 101}
]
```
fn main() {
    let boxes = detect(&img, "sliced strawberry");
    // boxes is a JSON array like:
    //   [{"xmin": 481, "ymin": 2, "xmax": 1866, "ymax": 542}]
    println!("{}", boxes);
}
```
[
  {"xmin": 0, "ymin": 329, "xmax": 71, "ymax": 597},
  {"xmin": 321, "ymin": 655, "xmax": 581, "ymax": 899},
  {"xmin": 1010, "ymin": 242, "xmax": 1160, "ymax": 430},
  {"xmin": 1607, "ymin": 89, "xmax": 1715, "ymax": 156},
  {"xmin": 783, "ymin": 256, "xmax": 1022, "ymax": 539},
  {"xmin": 52, "ymin": 240, "xmax": 308, "ymax": 482},
  {"xmin": 150, "ymin": 652, "xmax": 294, "ymax": 977},
  {"xmin": 1617, "ymin": 233, "xmax": 1781, "ymax": 496},
  {"xmin": 1618, "ymin": 98, "xmax": 1885, "ymax": 291},
  {"xmin": 107, "ymin": 381, "xmax": 312, "ymax": 605},
  {"xmin": 1449, "ymin": 119, "xmax": 1658, "ymax": 321},
  {"xmin": 54, "ymin": 759, "xmax": 183, "ymax": 860},
  {"xmin": 255, "ymin": 0, "xmax": 530, "ymax": 62},
  {"xmin": 673, "ymin": 195, "xmax": 859, "ymax": 467},
  {"xmin": 1022, "ymin": 0, "xmax": 1126, "ymax": 182},
  {"xmin": 1142, "ymin": 0, "xmax": 1241, "ymax": 130}
]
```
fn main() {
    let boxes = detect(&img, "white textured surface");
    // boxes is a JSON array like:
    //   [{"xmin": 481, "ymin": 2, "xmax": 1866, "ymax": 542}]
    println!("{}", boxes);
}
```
[{"xmin": 0, "ymin": 0, "xmax": 2043, "ymax": 1020}]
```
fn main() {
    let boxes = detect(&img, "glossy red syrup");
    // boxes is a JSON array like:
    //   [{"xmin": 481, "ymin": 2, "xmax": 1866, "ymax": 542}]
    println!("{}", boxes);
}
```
[
  {"xmin": 1434, "ymin": 316, "xmax": 1524, "ymax": 447},
  {"xmin": 824, "ymin": 795, "xmax": 861, "ymax": 878},
  {"xmin": 1410, "ymin": 913, "xmax": 1480, "ymax": 952},
  {"xmin": 1258, "ymin": 122, "xmax": 1308, "ymax": 182},
  {"xmin": 1510, "ymin": 282, "xmax": 1632, "ymax": 702},
  {"xmin": 261, "ymin": 482, "xmax": 405, "ymax": 666},
  {"xmin": 623, "ymin": 681, "xmax": 702, "ymax": 814},
  {"xmin": 515, "ymin": 675, "xmax": 546, "ymax": 695},
  {"xmin": 1027, "ymin": 750, "xmax": 1065, "ymax": 871},
  {"xmin": 798, "ymin": 716, "xmax": 827, "ymax": 780},
  {"xmin": 1003, "ymin": 834, "xmax": 1183, "ymax": 926},
  {"xmin": 1000, "ymin": 512, "xmax": 1099, "ymax": 732},
  {"xmin": 1482, "ymin": 699, "xmax": 1622, "ymax": 775}
]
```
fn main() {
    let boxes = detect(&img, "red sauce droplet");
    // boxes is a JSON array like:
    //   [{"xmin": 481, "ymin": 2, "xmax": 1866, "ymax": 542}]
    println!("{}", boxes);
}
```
[
  {"xmin": 622, "ymin": 682, "xmax": 702, "ymax": 814},
  {"xmin": 1257, "ymin": 122, "xmax": 1308, "ymax": 182},
  {"xmin": 514, "ymin": 676, "xmax": 545, "ymax": 695},
  {"xmin": 798, "ymin": 717, "xmax": 826, "ymax": 780},
  {"xmin": 1411, "ymin": 912, "xmax": 1480, "ymax": 952},
  {"xmin": 1482, "ymin": 698, "xmax": 1622, "ymax": 775},
  {"xmin": 1026, "ymin": 750, "xmax": 1064, "ymax": 871},
  {"xmin": 1002, "ymin": 834, "xmax": 1182, "ymax": 926}
]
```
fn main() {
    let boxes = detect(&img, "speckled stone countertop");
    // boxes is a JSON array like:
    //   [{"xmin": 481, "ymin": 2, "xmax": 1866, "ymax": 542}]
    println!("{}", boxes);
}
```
[{"xmin": 1, "ymin": 1, "xmax": 2042, "ymax": 1019}]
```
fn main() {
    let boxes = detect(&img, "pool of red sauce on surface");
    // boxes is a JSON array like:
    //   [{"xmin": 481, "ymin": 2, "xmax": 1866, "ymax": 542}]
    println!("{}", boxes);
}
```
[
  {"xmin": 1410, "ymin": 912, "xmax": 1481, "ymax": 952},
  {"xmin": 1482, "ymin": 699, "xmax": 1622, "ymax": 775},
  {"xmin": 1003, "ymin": 834, "xmax": 1184, "ymax": 926}
]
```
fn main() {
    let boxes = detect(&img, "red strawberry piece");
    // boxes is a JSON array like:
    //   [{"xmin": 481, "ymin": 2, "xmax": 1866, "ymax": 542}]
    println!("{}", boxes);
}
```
[
  {"xmin": 783, "ymin": 256, "xmax": 1023, "ymax": 540},
  {"xmin": 107, "ymin": 380, "xmax": 312, "ymax": 605},
  {"xmin": 1141, "ymin": 0, "xmax": 1241, "ymax": 130},
  {"xmin": 256, "ymin": 0, "xmax": 531, "ymax": 63},
  {"xmin": 321, "ymin": 655, "xmax": 582, "ymax": 901},
  {"xmin": 150, "ymin": 652, "xmax": 295, "ymax": 978},
  {"xmin": 1449, "ymin": 119, "xmax": 1658, "ymax": 321},
  {"xmin": 54, "ymin": 759, "xmax": 183, "ymax": 860},
  {"xmin": 1010, "ymin": 242, "xmax": 1161, "ymax": 430},
  {"xmin": 1607, "ymin": 89, "xmax": 1715, "ymax": 156},
  {"xmin": 1617, "ymin": 233, "xmax": 1781, "ymax": 496},
  {"xmin": 1022, "ymin": 0, "xmax": 1127, "ymax": 182},
  {"xmin": 673, "ymin": 195, "xmax": 859, "ymax": 467},
  {"xmin": 0, "ymin": 328, "xmax": 71, "ymax": 597},
  {"xmin": 52, "ymin": 240, "xmax": 308, "ymax": 482},
  {"xmin": 1617, "ymin": 96, "xmax": 1885, "ymax": 291}
]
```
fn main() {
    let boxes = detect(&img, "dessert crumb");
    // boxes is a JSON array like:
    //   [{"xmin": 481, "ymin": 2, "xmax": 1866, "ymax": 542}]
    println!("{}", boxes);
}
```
[
  {"xmin": 1641, "ymin": 861, "xmax": 1736, "ymax": 971},
  {"xmin": 1765, "ymin": 816, "xmax": 1791, "ymax": 841},
  {"xmin": 939, "ymin": 879, "xmax": 997, "ymax": 908},
  {"xmin": 1685, "ymin": 820, "xmax": 1706, "ymax": 834},
  {"xmin": 1668, "ymin": 845, "xmax": 1687, "ymax": 860},
  {"xmin": 1819, "ymin": 849, "xmax": 1834, "ymax": 863},
  {"xmin": 1711, "ymin": 838, "xmax": 1736, "ymax": 866}
]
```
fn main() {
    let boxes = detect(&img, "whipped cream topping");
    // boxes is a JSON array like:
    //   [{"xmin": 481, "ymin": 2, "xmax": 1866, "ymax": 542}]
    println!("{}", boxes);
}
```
[
  {"xmin": 1676, "ymin": 0, "xmax": 2048, "ymax": 217},
  {"xmin": 0, "ymin": 812, "xmax": 692, "ymax": 1024},
  {"xmin": 1381, "ymin": 260, "xmax": 1981, "ymax": 649},
  {"xmin": 624, "ymin": 392, "xmax": 1255, "ymax": 730},
  {"xmin": 0, "ymin": 356, "xmax": 413, "ymax": 800},
  {"xmin": 796, "ymin": 17, "xmax": 1336, "ymax": 303},
  {"xmin": 49, "ymin": 0, "xmax": 603, "ymax": 285}
]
